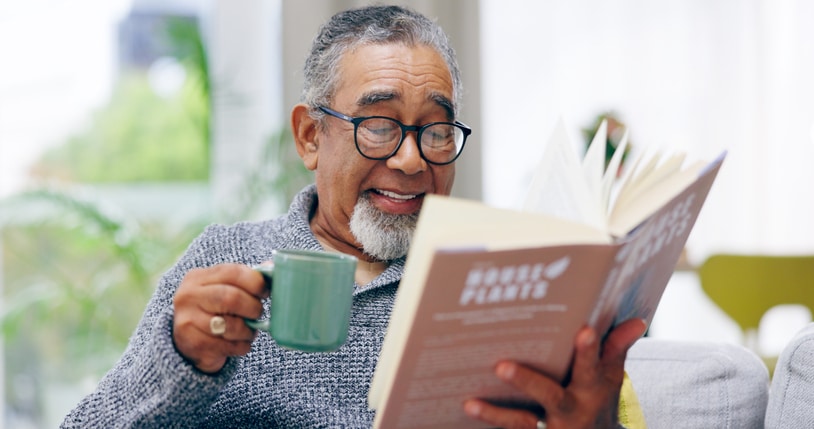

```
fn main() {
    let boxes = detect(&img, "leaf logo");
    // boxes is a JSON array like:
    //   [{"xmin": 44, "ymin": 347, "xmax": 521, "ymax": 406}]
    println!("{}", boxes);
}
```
[{"xmin": 544, "ymin": 256, "xmax": 571, "ymax": 279}]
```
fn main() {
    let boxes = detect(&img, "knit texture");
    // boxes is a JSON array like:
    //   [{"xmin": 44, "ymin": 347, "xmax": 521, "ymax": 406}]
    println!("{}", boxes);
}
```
[{"xmin": 61, "ymin": 185, "xmax": 405, "ymax": 428}]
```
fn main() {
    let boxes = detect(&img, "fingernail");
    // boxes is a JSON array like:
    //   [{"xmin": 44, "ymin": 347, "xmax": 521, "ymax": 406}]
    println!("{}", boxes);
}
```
[
  {"xmin": 638, "ymin": 319, "xmax": 649, "ymax": 337},
  {"xmin": 463, "ymin": 400, "xmax": 481, "ymax": 417},
  {"xmin": 582, "ymin": 329, "xmax": 597, "ymax": 346},
  {"xmin": 496, "ymin": 362, "xmax": 515, "ymax": 380}
]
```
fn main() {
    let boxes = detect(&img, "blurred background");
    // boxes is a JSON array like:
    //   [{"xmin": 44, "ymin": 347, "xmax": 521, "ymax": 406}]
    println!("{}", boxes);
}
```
[{"xmin": 1, "ymin": 0, "xmax": 812, "ymax": 427}]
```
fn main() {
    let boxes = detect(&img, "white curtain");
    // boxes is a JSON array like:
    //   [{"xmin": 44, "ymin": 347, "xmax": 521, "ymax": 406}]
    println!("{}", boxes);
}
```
[{"xmin": 480, "ymin": 0, "xmax": 814, "ymax": 262}]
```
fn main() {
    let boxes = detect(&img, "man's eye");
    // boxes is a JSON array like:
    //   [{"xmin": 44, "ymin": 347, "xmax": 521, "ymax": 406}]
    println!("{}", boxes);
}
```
[{"xmin": 368, "ymin": 127, "xmax": 393, "ymax": 136}]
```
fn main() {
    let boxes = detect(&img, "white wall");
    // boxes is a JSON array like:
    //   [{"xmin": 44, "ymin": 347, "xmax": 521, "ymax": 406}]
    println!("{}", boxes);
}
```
[
  {"xmin": 480, "ymin": 0, "xmax": 814, "ymax": 263},
  {"xmin": 209, "ymin": 0, "xmax": 284, "ymax": 221},
  {"xmin": 479, "ymin": 0, "xmax": 814, "ymax": 350}
]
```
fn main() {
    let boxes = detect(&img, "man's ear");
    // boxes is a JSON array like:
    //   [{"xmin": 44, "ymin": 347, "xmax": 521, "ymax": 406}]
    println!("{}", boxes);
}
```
[{"xmin": 292, "ymin": 103, "xmax": 319, "ymax": 171}]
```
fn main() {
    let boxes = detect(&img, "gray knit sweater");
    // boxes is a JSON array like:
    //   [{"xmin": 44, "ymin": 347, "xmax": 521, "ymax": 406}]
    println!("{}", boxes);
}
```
[{"xmin": 61, "ymin": 185, "xmax": 405, "ymax": 428}]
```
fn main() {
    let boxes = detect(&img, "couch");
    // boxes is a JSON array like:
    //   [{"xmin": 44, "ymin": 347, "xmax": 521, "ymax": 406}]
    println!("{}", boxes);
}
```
[
  {"xmin": 626, "ymin": 338, "xmax": 769, "ymax": 428},
  {"xmin": 765, "ymin": 322, "xmax": 814, "ymax": 428},
  {"xmin": 625, "ymin": 322, "xmax": 814, "ymax": 429}
]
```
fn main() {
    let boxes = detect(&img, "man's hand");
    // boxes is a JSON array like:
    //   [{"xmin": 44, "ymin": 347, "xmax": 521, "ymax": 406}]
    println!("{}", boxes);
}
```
[
  {"xmin": 172, "ymin": 263, "xmax": 270, "ymax": 374},
  {"xmin": 463, "ymin": 318, "xmax": 647, "ymax": 429}
]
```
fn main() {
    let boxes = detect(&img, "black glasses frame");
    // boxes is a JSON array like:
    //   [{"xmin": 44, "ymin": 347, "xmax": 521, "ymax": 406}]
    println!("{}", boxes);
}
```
[{"xmin": 318, "ymin": 106, "xmax": 471, "ymax": 165}]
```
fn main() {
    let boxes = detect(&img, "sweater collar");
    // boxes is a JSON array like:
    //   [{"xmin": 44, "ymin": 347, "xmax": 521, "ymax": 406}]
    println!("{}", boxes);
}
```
[{"xmin": 285, "ymin": 185, "xmax": 405, "ymax": 293}]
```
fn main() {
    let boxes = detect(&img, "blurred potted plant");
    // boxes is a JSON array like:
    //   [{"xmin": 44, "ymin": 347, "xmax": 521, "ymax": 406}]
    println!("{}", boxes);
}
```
[{"xmin": 581, "ymin": 111, "xmax": 632, "ymax": 176}]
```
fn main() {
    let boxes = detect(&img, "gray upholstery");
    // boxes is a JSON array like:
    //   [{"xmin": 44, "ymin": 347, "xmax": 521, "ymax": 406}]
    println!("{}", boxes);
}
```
[
  {"xmin": 765, "ymin": 322, "xmax": 814, "ymax": 428},
  {"xmin": 625, "ymin": 338, "xmax": 769, "ymax": 429}
]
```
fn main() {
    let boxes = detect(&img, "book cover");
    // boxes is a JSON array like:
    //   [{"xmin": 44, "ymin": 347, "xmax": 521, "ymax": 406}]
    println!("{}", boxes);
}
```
[{"xmin": 369, "ymin": 120, "xmax": 725, "ymax": 428}]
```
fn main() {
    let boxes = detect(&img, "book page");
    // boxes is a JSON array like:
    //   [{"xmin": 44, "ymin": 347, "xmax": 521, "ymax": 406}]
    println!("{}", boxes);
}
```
[
  {"xmin": 600, "ymin": 130, "xmax": 629, "ymax": 214},
  {"xmin": 609, "ymin": 159, "xmax": 706, "ymax": 237},
  {"xmin": 582, "ymin": 119, "xmax": 607, "ymax": 203},
  {"xmin": 614, "ymin": 152, "xmax": 685, "ymax": 208},
  {"xmin": 611, "ymin": 149, "xmax": 661, "ymax": 207},
  {"xmin": 523, "ymin": 119, "xmax": 605, "ymax": 230}
]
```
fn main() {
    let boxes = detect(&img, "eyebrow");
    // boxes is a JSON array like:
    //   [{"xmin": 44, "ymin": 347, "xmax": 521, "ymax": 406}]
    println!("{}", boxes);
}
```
[
  {"xmin": 355, "ymin": 90, "xmax": 456, "ymax": 120},
  {"xmin": 430, "ymin": 92, "xmax": 455, "ymax": 120},
  {"xmin": 357, "ymin": 90, "xmax": 397, "ymax": 106}
]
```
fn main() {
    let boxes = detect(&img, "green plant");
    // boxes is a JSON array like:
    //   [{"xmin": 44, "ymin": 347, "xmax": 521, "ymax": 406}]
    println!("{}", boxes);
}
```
[
  {"xmin": 30, "ymin": 70, "xmax": 209, "ymax": 183},
  {"xmin": 226, "ymin": 128, "xmax": 314, "ymax": 222},
  {"xmin": 0, "ymin": 12, "xmax": 313, "ymax": 425},
  {"xmin": 581, "ymin": 111, "xmax": 633, "ymax": 173},
  {"xmin": 29, "ymin": 17, "xmax": 210, "ymax": 183},
  {"xmin": 0, "ymin": 188, "xmax": 206, "ymax": 380}
]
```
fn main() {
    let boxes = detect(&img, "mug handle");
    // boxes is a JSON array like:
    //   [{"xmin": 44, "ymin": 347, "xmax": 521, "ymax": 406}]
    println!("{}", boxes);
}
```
[
  {"xmin": 244, "ymin": 318, "xmax": 271, "ymax": 331},
  {"xmin": 245, "ymin": 264, "xmax": 274, "ymax": 330}
]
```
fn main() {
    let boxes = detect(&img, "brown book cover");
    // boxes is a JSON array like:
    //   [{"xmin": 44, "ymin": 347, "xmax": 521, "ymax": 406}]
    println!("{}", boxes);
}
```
[{"xmin": 369, "ymin": 153, "xmax": 725, "ymax": 429}]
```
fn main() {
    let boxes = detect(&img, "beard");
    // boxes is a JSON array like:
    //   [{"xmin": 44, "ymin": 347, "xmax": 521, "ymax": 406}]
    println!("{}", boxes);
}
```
[{"xmin": 349, "ymin": 194, "xmax": 418, "ymax": 261}]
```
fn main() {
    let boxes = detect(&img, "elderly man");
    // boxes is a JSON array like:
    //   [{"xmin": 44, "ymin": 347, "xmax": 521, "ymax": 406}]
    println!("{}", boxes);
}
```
[{"xmin": 62, "ymin": 5, "xmax": 644, "ymax": 428}]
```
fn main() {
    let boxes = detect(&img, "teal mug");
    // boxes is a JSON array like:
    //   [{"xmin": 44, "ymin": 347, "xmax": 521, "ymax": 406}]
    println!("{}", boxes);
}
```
[{"xmin": 246, "ymin": 249, "xmax": 357, "ymax": 352}]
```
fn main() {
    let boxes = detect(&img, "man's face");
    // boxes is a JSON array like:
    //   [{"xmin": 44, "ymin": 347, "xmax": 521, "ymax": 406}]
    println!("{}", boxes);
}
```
[{"xmin": 300, "ymin": 43, "xmax": 457, "ymax": 261}]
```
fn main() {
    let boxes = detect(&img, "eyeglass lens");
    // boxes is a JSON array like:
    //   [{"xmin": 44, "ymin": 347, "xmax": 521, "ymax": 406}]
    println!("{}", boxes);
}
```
[{"xmin": 356, "ymin": 117, "xmax": 464, "ymax": 164}]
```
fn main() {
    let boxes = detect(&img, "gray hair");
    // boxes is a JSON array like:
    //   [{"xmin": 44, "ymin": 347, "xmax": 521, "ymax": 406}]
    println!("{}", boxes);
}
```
[{"xmin": 301, "ymin": 5, "xmax": 463, "ymax": 118}]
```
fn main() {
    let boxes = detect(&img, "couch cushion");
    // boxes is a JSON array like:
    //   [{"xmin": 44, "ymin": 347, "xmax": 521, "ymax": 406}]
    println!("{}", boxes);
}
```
[
  {"xmin": 765, "ymin": 322, "xmax": 814, "ymax": 428},
  {"xmin": 625, "ymin": 339, "xmax": 769, "ymax": 429}
]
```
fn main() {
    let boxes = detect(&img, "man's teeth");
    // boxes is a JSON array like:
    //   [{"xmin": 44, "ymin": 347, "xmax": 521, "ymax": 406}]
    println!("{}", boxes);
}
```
[{"xmin": 378, "ymin": 190, "xmax": 418, "ymax": 200}]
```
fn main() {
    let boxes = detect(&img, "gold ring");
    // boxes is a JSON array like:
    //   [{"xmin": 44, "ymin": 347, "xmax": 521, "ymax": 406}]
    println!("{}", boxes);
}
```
[{"xmin": 210, "ymin": 315, "xmax": 226, "ymax": 336}]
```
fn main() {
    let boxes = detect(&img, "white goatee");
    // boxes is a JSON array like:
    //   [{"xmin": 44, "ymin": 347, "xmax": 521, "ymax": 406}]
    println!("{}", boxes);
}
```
[{"xmin": 349, "ymin": 193, "xmax": 418, "ymax": 261}]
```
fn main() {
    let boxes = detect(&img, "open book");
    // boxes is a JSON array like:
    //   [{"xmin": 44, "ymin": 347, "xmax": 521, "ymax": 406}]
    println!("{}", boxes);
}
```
[{"xmin": 368, "ymin": 119, "xmax": 726, "ymax": 429}]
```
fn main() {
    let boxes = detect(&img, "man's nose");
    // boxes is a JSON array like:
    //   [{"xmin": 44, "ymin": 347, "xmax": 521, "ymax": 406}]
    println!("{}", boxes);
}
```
[{"xmin": 386, "ymin": 132, "xmax": 427, "ymax": 174}]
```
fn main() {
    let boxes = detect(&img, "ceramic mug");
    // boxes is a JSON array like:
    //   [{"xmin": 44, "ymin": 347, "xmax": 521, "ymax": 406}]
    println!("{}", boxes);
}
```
[{"xmin": 246, "ymin": 249, "xmax": 357, "ymax": 352}]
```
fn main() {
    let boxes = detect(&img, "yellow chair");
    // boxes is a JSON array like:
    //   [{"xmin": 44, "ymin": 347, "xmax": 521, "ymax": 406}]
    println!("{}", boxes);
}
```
[{"xmin": 697, "ymin": 254, "xmax": 814, "ymax": 375}]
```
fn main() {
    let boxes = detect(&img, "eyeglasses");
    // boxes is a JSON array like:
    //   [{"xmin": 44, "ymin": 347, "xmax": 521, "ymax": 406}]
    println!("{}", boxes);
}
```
[{"xmin": 318, "ymin": 106, "xmax": 471, "ymax": 165}]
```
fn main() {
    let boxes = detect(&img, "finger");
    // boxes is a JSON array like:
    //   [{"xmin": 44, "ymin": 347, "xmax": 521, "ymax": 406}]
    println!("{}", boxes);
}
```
[
  {"xmin": 199, "ymin": 312, "xmax": 259, "ymax": 342},
  {"xmin": 173, "ymin": 317, "xmax": 254, "ymax": 374},
  {"xmin": 463, "ymin": 398, "xmax": 540, "ymax": 429},
  {"xmin": 172, "ymin": 328, "xmax": 227, "ymax": 374},
  {"xmin": 192, "ymin": 321, "xmax": 255, "ymax": 354},
  {"xmin": 253, "ymin": 261, "xmax": 275, "ymax": 292},
  {"xmin": 569, "ymin": 319, "xmax": 646, "ymax": 389},
  {"xmin": 195, "ymin": 283, "xmax": 265, "ymax": 320},
  {"xmin": 174, "ymin": 301, "xmax": 256, "ymax": 344},
  {"xmin": 187, "ymin": 264, "xmax": 269, "ymax": 299},
  {"xmin": 569, "ymin": 326, "xmax": 602, "ymax": 388},
  {"xmin": 492, "ymin": 361, "xmax": 566, "ymax": 414},
  {"xmin": 175, "ymin": 265, "xmax": 266, "ymax": 320},
  {"xmin": 601, "ymin": 318, "xmax": 647, "ymax": 362}
]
